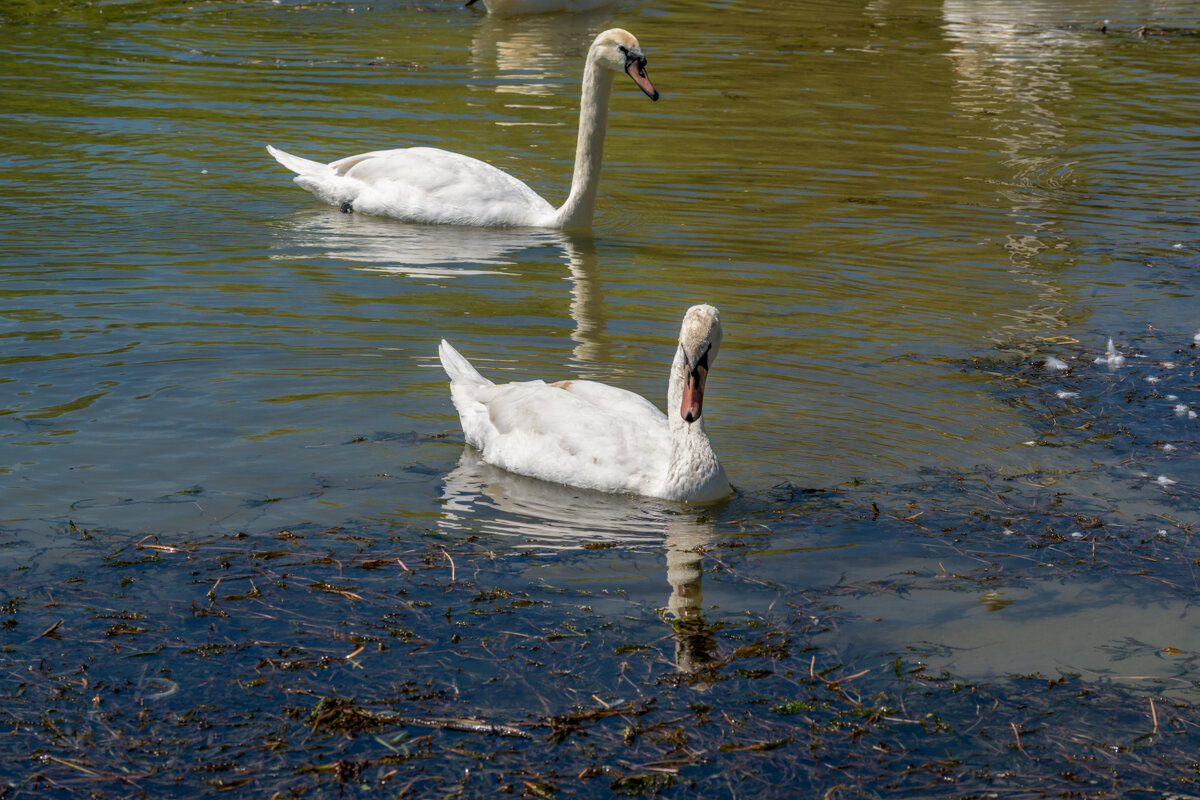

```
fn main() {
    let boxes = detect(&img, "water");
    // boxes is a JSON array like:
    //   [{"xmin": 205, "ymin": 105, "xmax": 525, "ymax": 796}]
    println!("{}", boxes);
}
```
[{"xmin": 3, "ymin": 0, "xmax": 1200, "ymax": 794}]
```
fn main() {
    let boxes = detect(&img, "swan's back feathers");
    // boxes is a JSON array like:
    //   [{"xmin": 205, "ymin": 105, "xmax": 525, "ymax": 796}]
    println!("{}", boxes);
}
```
[
  {"xmin": 340, "ymin": 148, "xmax": 554, "ymax": 225},
  {"xmin": 549, "ymin": 379, "xmax": 666, "ymax": 429},
  {"xmin": 473, "ymin": 381, "xmax": 670, "ymax": 492},
  {"xmin": 437, "ymin": 344, "xmax": 672, "ymax": 495},
  {"xmin": 270, "ymin": 145, "xmax": 557, "ymax": 226}
]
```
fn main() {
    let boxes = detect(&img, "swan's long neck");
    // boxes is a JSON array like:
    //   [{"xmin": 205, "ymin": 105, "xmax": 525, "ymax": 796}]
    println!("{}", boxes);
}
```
[
  {"xmin": 663, "ymin": 346, "xmax": 727, "ymax": 502},
  {"xmin": 553, "ymin": 54, "xmax": 614, "ymax": 230}
]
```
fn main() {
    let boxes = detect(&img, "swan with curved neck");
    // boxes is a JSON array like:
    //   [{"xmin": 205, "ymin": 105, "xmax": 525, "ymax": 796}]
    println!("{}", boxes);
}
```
[
  {"xmin": 438, "ymin": 305, "xmax": 730, "ymax": 504},
  {"xmin": 266, "ymin": 29, "xmax": 658, "ymax": 230}
]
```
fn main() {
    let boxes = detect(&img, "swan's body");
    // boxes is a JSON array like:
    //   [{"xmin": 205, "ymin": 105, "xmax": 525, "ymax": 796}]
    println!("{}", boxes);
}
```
[
  {"xmin": 267, "ymin": 29, "xmax": 657, "ymax": 230},
  {"xmin": 439, "ymin": 305, "xmax": 730, "ymax": 504},
  {"xmin": 465, "ymin": 0, "xmax": 612, "ymax": 15}
]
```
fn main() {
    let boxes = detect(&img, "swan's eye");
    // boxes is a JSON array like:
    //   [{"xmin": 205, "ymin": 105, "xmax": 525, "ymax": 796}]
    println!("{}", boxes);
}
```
[
  {"xmin": 618, "ymin": 44, "xmax": 646, "ymax": 69},
  {"xmin": 683, "ymin": 343, "xmax": 710, "ymax": 372}
]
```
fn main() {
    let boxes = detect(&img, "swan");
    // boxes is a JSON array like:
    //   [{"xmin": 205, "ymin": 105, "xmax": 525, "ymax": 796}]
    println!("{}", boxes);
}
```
[
  {"xmin": 266, "ymin": 28, "xmax": 658, "ymax": 229},
  {"xmin": 438, "ymin": 304, "xmax": 730, "ymax": 504}
]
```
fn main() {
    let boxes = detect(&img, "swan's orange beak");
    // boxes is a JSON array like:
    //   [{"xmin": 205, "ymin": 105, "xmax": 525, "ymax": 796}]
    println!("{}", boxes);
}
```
[
  {"xmin": 626, "ymin": 60, "xmax": 659, "ymax": 101},
  {"xmin": 681, "ymin": 363, "xmax": 707, "ymax": 423}
]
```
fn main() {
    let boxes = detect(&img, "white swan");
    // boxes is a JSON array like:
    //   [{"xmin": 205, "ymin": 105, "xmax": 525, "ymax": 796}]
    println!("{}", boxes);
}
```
[
  {"xmin": 465, "ymin": 0, "xmax": 613, "ymax": 15},
  {"xmin": 266, "ymin": 28, "xmax": 658, "ymax": 230},
  {"xmin": 438, "ymin": 305, "xmax": 730, "ymax": 504}
]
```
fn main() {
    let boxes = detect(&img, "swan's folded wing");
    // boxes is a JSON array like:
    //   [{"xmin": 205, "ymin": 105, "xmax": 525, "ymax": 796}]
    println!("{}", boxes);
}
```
[
  {"xmin": 549, "ymin": 379, "xmax": 667, "ymax": 427},
  {"xmin": 475, "ymin": 381, "xmax": 669, "ymax": 493},
  {"xmin": 334, "ymin": 148, "xmax": 555, "ymax": 225}
]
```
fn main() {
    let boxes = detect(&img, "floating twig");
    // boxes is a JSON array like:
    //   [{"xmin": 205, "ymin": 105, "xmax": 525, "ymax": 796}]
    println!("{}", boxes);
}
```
[
  {"xmin": 34, "ymin": 619, "xmax": 64, "ymax": 641},
  {"xmin": 1011, "ymin": 722, "xmax": 1025, "ymax": 755},
  {"xmin": 399, "ymin": 716, "xmax": 532, "ymax": 739},
  {"xmin": 43, "ymin": 754, "xmax": 100, "ymax": 776},
  {"xmin": 135, "ymin": 534, "xmax": 192, "ymax": 554}
]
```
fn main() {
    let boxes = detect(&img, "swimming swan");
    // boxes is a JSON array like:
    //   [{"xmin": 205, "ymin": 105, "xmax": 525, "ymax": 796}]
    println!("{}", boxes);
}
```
[
  {"xmin": 438, "ymin": 305, "xmax": 730, "ymax": 503},
  {"xmin": 266, "ymin": 28, "xmax": 658, "ymax": 229}
]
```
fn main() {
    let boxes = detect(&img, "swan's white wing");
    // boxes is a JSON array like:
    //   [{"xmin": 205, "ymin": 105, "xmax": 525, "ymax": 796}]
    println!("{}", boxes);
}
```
[
  {"xmin": 331, "ymin": 148, "xmax": 557, "ymax": 226},
  {"xmin": 549, "ymin": 379, "xmax": 667, "ymax": 429},
  {"xmin": 473, "ymin": 380, "xmax": 669, "ymax": 495}
]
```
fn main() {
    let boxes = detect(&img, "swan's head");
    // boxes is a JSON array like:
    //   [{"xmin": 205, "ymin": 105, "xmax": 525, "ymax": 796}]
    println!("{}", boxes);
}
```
[
  {"xmin": 591, "ymin": 28, "xmax": 659, "ymax": 101},
  {"xmin": 678, "ymin": 304, "xmax": 721, "ymax": 424}
]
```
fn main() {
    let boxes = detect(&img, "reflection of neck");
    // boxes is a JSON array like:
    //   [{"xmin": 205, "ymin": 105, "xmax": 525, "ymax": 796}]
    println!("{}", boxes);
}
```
[
  {"xmin": 665, "ymin": 524, "xmax": 716, "ymax": 677},
  {"xmin": 666, "ymin": 545, "xmax": 703, "ymax": 619},
  {"xmin": 565, "ymin": 236, "xmax": 610, "ymax": 370},
  {"xmin": 554, "ymin": 56, "xmax": 613, "ymax": 230}
]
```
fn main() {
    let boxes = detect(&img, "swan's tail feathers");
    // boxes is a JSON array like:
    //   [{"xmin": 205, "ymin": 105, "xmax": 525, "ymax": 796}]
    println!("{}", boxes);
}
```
[
  {"xmin": 266, "ymin": 145, "xmax": 332, "ymax": 177},
  {"xmin": 439, "ymin": 340, "xmax": 493, "ymax": 387}
]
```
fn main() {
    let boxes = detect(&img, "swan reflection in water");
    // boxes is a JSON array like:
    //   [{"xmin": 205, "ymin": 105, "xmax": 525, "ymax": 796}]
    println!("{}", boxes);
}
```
[
  {"xmin": 941, "ymin": 0, "xmax": 1108, "ymax": 340},
  {"xmin": 439, "ymin": 448, "xmax": 721, "ymax": 676},
  {"xmin": 275, "ymin": 208, "xmax": 559, "ymax": 277},
  {"xmin": 274, "ymin": 212, "xmax": 611, "ymax": 368},
  {"xmin": 470, "ymin": 6, "xmax": 618, "ymax": 98}
]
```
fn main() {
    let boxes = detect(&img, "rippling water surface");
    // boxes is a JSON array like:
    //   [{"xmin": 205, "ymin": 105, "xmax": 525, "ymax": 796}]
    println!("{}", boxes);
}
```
[{"xmin": 3, "ymin": 0, "xmax": 1200, "ymax": 752}]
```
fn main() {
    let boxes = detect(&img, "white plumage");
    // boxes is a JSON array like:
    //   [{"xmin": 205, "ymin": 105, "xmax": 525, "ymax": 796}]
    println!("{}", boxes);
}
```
[
  {"xmin": 1094, "ymin": 337, "xmax": 1125, "ymax": 368},
  {"xmin": 267, "ymin": 28, "xmax": 658, "ymax": 230},
  {"xmin": 438, "ymin": 305, "xmax": 731, "ymax": 504}
]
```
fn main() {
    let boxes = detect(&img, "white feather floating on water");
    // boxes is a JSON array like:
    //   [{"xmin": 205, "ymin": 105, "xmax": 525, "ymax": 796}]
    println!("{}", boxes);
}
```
[
  {"xmin": 1043, "ymin": 356, "xmax": 1070, "ymax": 372},
  {"xmin": 1156, "ymin": 475, "xmax": 1177, "ymax": 487},
  {"xmin": 1094, "ymin": 338, "xmax": 1125, "ymax": 368},
  {"xmin": 1055, "ymin": 390, "xmax": 1079, "ymax": 399},
  {"xmin": 1162, "ymin": 443, "xmax": 1177, "ymax": 453}
]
